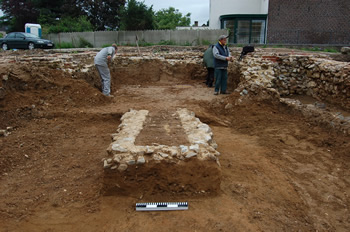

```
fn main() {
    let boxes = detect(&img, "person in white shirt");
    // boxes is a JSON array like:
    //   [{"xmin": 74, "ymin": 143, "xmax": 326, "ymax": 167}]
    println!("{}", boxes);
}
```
[{"xmin": 94, "ymin": 44, "xmax": 118, "ymax": 97}]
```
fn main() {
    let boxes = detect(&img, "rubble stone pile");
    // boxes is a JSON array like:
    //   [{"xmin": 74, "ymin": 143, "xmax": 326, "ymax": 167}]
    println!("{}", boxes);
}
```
[{"xmin": 234, "ymin": 54, "xmax": 350, "ymax": 110}]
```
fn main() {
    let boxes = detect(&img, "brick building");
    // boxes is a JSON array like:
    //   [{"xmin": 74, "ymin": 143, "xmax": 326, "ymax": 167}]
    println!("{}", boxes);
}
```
[
  {"xmin": 267, "ymin": 0, "xmax": 350, "ymax": 44},
  {"xmin": 209, "ymin": 0, "xmax": 350, "ymax": 45}
]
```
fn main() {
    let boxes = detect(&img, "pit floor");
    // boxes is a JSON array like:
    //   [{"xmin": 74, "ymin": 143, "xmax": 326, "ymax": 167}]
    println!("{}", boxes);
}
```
[{"xmin": 0, "ymin": 55, "xmax": 349, "ymax": 232}]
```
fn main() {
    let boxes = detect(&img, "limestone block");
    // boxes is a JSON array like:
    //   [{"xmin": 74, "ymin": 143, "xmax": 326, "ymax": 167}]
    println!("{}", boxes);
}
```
[
  {"xmin": 185, "ymin": 152, "xmax": 197, "ymax": 159},
  {"xmin": 137, "ymin": 156, "xmax": 146, "ymax": 164},
  {"xmin": 190, "ymin": 144, "xmax": 200, "ymax": 153},
  {"xmin": 179, "ymin": 145, "xmax": 189, "ymax": 154},
  {"xmin": 111, "ymin": 143, "xmax": 128, "ymax": 153}
]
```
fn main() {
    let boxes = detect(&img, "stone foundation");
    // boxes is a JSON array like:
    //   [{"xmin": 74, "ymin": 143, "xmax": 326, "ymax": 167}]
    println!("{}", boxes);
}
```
[
  {"xmin": 235, "ymin": 54, "xmax": 350, "ymax": 110},
  {"xmin": 102, "ymin": 109, "xmax": 221, "ymax": 196}
]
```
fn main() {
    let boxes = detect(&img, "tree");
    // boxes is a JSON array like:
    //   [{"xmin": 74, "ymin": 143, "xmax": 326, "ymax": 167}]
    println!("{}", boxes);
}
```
[
  {"xmin": 0, "ymin": 0, "xmax": 126, "ymax": 32},
  {"xmin": 44, "ymin": 16, "xmax": 93, "ymax": 33},
  {"xmin": 0, "ymin": 0, "xmax": 39, "ymax": 31},
  {"xmin": 34, "ymin": 0, "xmax": 68, "ymax": 25},
  {"xmin": 154, "ymin": 7, "xmax": 191, "ymax": 30},
  {"xmin": 119, "ymin": 0, "xmax": 155, "ymax": 30},
  {"xmin": 79, "ymin": 0, "xmax": 126, "ymax": 30}
]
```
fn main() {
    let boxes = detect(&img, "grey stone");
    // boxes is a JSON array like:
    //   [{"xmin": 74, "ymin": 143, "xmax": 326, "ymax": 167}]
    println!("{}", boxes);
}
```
[
  {"xmin": 126, "ymin": 159, "xmax": 136, "ymax": 165},
  {"xmin": 0, "ymin": 130, "xmax": 8, "ymax": 136},
  {"xmin": 307, "ymin": 81, "xmax": 317, "ymax": 88},
  {"xmin": 341, "ymin": 47, "xmax": 350, "ymax": 54},
  {"xmin": 179, "ymin": 145, "xmax": 189, "ymax": 154},
  {"xmin": 185, "ymin": 152, "xmax": 197, "ymax": 159},
  {"xmin": 113, "ymin": 155, "xmax": 121, "ymax": 163},
  {"xmin": 314, "ymin": 102, "xmax": 326, "ymax": 109},
  {"xmin": 189, "ymin": 144, "xmax": 199, "ymax": 153},
  {"xmin": 152, "ymin": 154, "xmax": 163, "ymax": 161},
  {"xmin": 145, "ymin": 146, "xmax": 154, "ymax": 154},
  {"xmin": 111, "ymin": 144, "xmax": 128, "ymax": 153},
  {"xmin": 159, "ymin": 152, "xmax": 169, "ymax": 158},
  {"xmin": 118, "ymin": 164, "xmax": 128, "ymax": 172},
  {"xmin": 137, "ymin": 156, "xmax": 146, "ymax": 164},
  {"xmin": 225, "ymin": 103, "xmax": 233, "ymax": 110},
  {"xmin": 103, "ymin": 160, "xmax": 112, "ymax": 169}
]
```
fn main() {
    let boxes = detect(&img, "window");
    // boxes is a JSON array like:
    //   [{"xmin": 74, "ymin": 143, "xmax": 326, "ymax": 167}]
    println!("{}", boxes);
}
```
[
  {"xmin": 16, "ymin": 33, "xmax": 25, "ymax": 39},
  {"xmin": 251, "ymin": 20, "xmax": 266, "ymax": 44},
  {"xmin": 224, "ymin": 20, "xmax": 235, "ymax": 43},
  {"xmin": 6, "ymin": 33, "xmax": 15, "ymax": 38},
  {"xmin": 221, "ymin": 15, "xmax": 267, "ymax": 44},
  {"xmin": 236, "ymin": 20, "xmax": 250, "ymax": 44}
]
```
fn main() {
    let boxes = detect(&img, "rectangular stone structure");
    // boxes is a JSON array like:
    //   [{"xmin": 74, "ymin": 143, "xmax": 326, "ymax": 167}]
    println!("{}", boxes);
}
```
[{"xmin": 102, "ymin": 108, "xmax": 221, "ymax": 196}]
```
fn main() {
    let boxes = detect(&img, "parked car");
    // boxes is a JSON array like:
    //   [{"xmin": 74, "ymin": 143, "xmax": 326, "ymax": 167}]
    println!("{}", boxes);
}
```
[{"xmin": 0, "ymin": 32, "xmax": 54, "ymax": 50}]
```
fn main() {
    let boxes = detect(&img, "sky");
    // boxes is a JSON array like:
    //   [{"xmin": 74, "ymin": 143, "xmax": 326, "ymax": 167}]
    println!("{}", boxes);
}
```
[{"xmin": 143, "ymin": 0, "xmax": 210, "ymax": 26}]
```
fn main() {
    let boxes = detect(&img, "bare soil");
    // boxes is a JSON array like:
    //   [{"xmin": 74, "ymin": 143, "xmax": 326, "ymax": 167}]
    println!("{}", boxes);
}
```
[
  {"xmin": 135, "ymin": 110, "xmax": 190, "ymax": 146},
  {"xmin": 0, "ymin": 51, "xmax": 349, "ymax": 232}
]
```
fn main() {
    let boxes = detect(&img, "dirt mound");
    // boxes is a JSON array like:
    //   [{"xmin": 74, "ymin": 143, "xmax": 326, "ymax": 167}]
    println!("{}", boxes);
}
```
[{"xmin": 0, "ymin": 63, "xmax": 111, "ymax": 128}]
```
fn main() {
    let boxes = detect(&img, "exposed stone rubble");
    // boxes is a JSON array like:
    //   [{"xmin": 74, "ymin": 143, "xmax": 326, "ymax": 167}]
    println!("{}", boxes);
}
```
[
  {"xmin": 230, "ymin": 53, "xmax": 350, "ymax": 135},
  {"xmin": 103, "ymin": 108, "xmax": 220, "ymax": 172},
  {"xmin": 273, "ymin": 57, "xmax": 350, "ymax": 110},
  {"xmin": 234, "ymin": 54, "xmax": 350, "ymax": 110}
]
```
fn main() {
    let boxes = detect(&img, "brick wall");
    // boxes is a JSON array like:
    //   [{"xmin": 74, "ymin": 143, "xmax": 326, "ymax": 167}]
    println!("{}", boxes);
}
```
[{"xmin": 267, "ymin": 0, "xmax": 350, "ymax": 44}]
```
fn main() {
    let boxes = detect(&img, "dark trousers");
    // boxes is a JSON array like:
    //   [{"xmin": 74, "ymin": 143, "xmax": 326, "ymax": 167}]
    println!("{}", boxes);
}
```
[
  {"xmin": 206, "ymin": 68, "xmax": 215, "ymax": 87},
  {"xmin": 214, "ymin": 68, "xmax": 228, "ymax": 93}
]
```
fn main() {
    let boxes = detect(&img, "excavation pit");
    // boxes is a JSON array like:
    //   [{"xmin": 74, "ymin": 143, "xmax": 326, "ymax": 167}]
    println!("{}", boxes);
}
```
[{"xmin": 102, "ymin": 108, "xmax": 221, "ymax": 196}]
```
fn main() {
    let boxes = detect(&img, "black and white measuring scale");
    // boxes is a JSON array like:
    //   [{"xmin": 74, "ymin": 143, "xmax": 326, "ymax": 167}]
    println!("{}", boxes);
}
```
[{"xmin": 136, "ymin": 202, "xmax": 188, "ymax": 211}]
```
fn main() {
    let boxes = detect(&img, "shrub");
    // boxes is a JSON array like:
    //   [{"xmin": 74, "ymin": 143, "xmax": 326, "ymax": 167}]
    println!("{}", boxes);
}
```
[
  {"xmin": 78, "ymin": 37, "xmax": 93, "ymax": 48},
  {"xmin": 158, "ymin": 40, "xmax": 176, "ymax": 45},
  {"xmin": 323, "ymin": 48, "xmax": 338, "ymax": 53},
  {"xmin": 56, "ymin": 42, "xmax": 74, "ymax": 49},
  {"xmin": 201, "ymin": 39, "xmax": 212, "ymax": 46}
]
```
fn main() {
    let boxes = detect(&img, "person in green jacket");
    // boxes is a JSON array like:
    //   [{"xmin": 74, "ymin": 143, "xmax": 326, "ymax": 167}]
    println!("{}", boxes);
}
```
[{"xmin": 203, "ymin": 44, "xmax": 215, "ymax": 87}]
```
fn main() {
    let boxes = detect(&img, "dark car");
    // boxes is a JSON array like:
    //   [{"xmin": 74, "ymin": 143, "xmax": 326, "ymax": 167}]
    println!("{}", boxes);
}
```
[{"xmin": 0, "ymin": 32, "xmax": 54, "ymax": 50}]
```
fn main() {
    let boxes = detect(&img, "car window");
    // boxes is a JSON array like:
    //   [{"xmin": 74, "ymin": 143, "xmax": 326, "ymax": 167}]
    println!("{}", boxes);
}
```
[
  {"xmin": 6, "ymin": 33, "xmax": 15, "ymax": 38},
  {"xmin": 16, "ymin": 33, "xmax": 25, "ymax": 38},
  {"xmin": 24, "ymin": 33, "xmax": 38, "ymax": 38}
]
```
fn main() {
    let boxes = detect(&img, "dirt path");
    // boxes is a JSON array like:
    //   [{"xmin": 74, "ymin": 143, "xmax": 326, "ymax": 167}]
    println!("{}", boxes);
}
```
[{"xmin": 0, "ymin": 72, "xmax": 349, "ymax": 231}]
